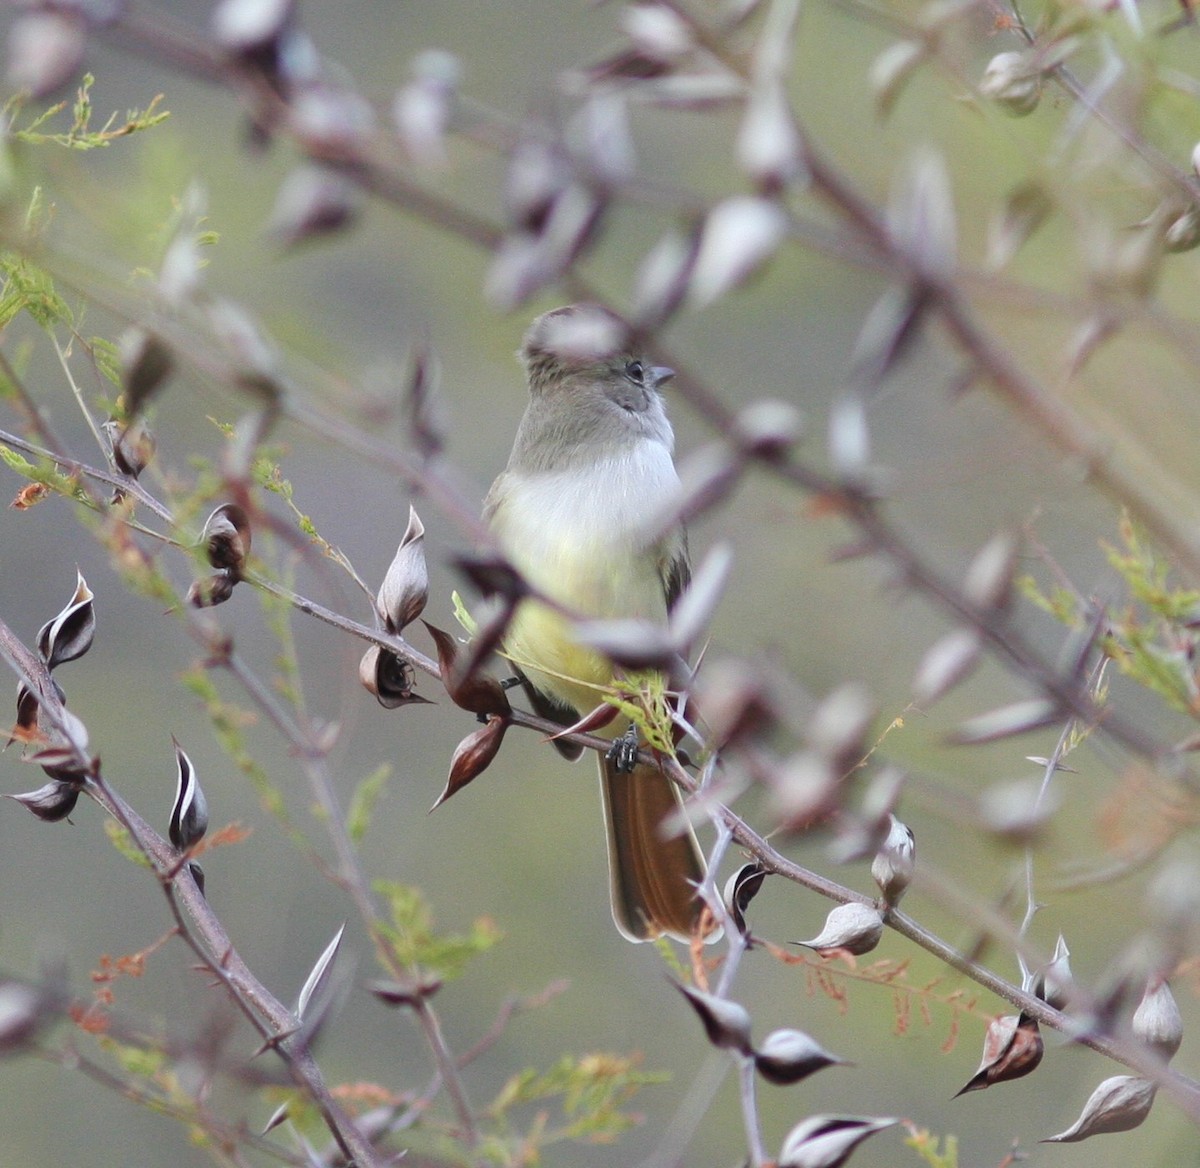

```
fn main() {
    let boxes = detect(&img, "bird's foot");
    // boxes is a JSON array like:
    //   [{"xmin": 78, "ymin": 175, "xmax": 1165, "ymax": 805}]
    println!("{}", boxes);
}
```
[{"xmin": 606, "ymin": 726, "xmax": 641, "ymax": 774}]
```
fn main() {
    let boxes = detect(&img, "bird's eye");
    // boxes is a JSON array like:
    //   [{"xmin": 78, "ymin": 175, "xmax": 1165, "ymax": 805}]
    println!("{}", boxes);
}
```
[{"xmin": 624, "ymin": 361, "xmax": 645, "ymax": 384}]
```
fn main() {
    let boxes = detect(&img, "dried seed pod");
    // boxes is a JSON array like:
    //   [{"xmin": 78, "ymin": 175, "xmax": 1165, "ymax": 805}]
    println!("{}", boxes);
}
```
[
  {"xmin": 36, "ymin": 571, "xmax": 95, "ymax": 671},
  {"xmin": 871, "ymin": 814, "xmax": 915, "ymax": 906},
  {"xmin": 795, "ymin": 903, "xmax": 884, "ymax": 957},
  {"xmin": 673, "ymin": 982, "xmax": 753, "ymax": 1054},
  {"xmin": 4, "ymin": 780, "xmax": 81, "ymax": 822},
  {"xmin": 169, "ymin": 739, "xmax": 209, "ymax": 851},
  {"xmin": 1041, "ymin": 1076, "xmax": 1156, "ymax": 1142},
  {"xmin": 979, "ymin": 51, "xmax": 1042, "ymax": 116},
  {"xmin": 430, "ymin": 715, "xmax": 509, "ymax": 810},
  {"xmin": 6, "ymin": 12, "xmax": 85, "ymax": 98},
  {"xmin": 778, "ymin": 1114, "xmax": 897, "ymax": 1168},
  {"xmin": 118, "ymin": 327, "xmax": 174, "ymax": 418},
  {"xmin": 964, "ymin": 529, "xmax": 1019, "ymax": 611},
  {"xmin": 369, "ymin": 973, "xmax": 443, "ymax": 1008},
  {"xmin": 952, "ymin": 698, "xmax": 1058, "ymax": 746},
  {"xmin": 808, "ymin": 682, "xmax": 875, "ymax": 770},
  {"xmin": 955, "ymin": 1012, "xmax": 1043, "ymax": 1095},
  {"xmin": 754, "ymin": 1028, "xmax": 847, "ymax": 1085},
  {"xmin": 687, "ymin": 196, "xmax": 788, "ymax": 308},
  {"xmin": 358, "ymin": 645, "xmax": 427, "ymax": 709},
  {"xmin": 296, "ymin": 923, "xmax": 345, "ymax": 1020},
  {"xmin": 0, "ymin": 980, "xmax": 53, "ymax": 1054},
  {"xmin": 979, "ymin": 777, "xmax": 1060, "ymax": 844},
  {"xmin": 106, "ymin": 416, "xmax": 157, "ymax": 479},
  {"xmin": 187, "ymin": 571, "xmax": 237, "ymax": 609},
  {"xmin": 912, "ymin": 628, "xmax": 981, "ymax": 706},
  {"xmin": 377, "ymin": 506, "xmax": 429, "ymax": 633},
  {"xmin": 1038, "ymin": 934, "xmax": 1073, "ymax": 1011},
  {"xmin": 267, "ymin": 164, "xmax": 361, "ymax": 247},
  {"xmin": 424, "ymin": 622, "xmax": 513, "ymax": 717},
  {"xmin": 1131, "ymin": 975, "xmax": 1183, "ymax": 1062},
  {"xmin": 723, "ymin": 862, "xmax": 768, "ymax": 938},
  {"xmin": 200, "ymin": 504, "xmax": 252, "ymax": 578}
]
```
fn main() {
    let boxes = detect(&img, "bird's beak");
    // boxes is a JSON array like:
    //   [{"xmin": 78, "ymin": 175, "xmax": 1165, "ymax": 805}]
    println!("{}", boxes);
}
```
[{"xmin": 650, "ymin": 365, "xmax": 675, "ymax": 388}]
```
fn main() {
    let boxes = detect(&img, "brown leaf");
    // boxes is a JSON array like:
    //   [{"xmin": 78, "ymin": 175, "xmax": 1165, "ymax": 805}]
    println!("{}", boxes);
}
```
[{"xmin": 10, "ymin": 482, "xmax": 51, "ymax": 510}]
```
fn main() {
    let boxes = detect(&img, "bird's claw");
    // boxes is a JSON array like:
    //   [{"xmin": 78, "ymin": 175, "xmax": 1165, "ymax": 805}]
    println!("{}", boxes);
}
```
[{"xmin": 606, "ymin": 726, "xmax": 641, "ymax": 774}]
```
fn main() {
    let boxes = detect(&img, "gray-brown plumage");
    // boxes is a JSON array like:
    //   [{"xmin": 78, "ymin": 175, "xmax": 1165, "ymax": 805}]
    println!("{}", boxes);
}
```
[{"xmin": 484, "ymin": 304, "xmax": 706, "ymax": 941}]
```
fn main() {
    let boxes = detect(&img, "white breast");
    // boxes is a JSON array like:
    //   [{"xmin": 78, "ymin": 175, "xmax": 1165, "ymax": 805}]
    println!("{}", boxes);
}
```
[{"xmin": 494, "ymin": 439, "xmax": 681, "ymax": 620}]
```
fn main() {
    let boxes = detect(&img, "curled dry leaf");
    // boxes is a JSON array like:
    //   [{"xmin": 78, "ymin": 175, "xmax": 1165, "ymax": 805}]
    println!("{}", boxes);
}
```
[
  {"xmin": 431, "ymin": 715, "xmax": 509, "ymax": 810},
  {"xmin": 1041, "ymin": 1075, "xmax": 1156, "ymax": 1142},
  {"xmin": 955, "ymin": 1012, "xmax": 1043, "ymax": 1095},
  {"xmin": 673, "ymin": 982, "xmax": 752, "ymax": 1054},
  {"xmin": 795, "ymin": 902, "xmax": 884, "ymax": 958}
]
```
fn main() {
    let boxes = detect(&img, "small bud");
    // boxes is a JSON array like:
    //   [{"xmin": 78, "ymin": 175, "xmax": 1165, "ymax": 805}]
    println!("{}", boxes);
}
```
[
  {"xmin": 377, "ymin": 506, "xmax": 429, "ymax": 633},
  {"xmin": 187, "ymin": 571, "xmax": 237, "ymax": 608},
  {"xmin": 979, "ymin": 51, "xmax": 1042, "ymax": 116},
  {"xmin": 673, "ymin": 982, "xmax": 753, "ymax": 1054},
  {"xmin": 4, "ymin": 780, "xmax": 81, "ymax": 822},
  {"xmin": 723, "ymin": 862, "xmax": 768, "ymax": 938},
  {"xmin": 955, "ymin": 1012, "xmax": 1043, "ymax": 1095},
  {"xmin": 871, "ymin": 814, "xmax": 915, "ymax": 905},
  {"xmin": 754, "ymin": 1028, "xmax": 847, "ymax": 1085},
  {"xmin": 36, "ymin": 570, "xmax": 95, "ymax": 671},
  {"xmin": 200, "ymin": 504, "xmax": 252, "ymax": 578},
  {"xmin": 169, "ymin": 739, "xmax": 209, "ymax": 851},
  {"xmin": 431, "ymin": 715, "xmax": 509, "ymax": 810},
  {"xmin": 1131, "ymin": 975, "xmax": 1183, "ymax": 1062},
  {"xmin": 778, "ymin": 1115, "xmax": 897, "ymax": 1168},
  {"xmin": 1041, "ymin": 1076, "xmax": 1156, "ymax": 1142},
  {"xmin": 795, "ymin": 903, "xmax": 884, "ymax": 957}
]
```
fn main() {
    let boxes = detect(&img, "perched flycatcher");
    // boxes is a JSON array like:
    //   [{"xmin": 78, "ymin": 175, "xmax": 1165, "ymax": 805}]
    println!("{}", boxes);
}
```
[{"xmin": 484, "ymin": 304, "xmax": 706, "ymax": 941}]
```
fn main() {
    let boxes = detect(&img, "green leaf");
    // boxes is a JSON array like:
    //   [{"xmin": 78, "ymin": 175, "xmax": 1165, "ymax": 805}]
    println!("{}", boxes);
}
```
[
  {"xmin": 372, "ymin": 880, "xmax": 501, "ymax": 981},
  {"xmin": 104, "ymin": 819, "xmax": 153, "ymax": 869},
  {"xmin": 347, "ymin": 765, "xmax": 390, "ymax": 843}
]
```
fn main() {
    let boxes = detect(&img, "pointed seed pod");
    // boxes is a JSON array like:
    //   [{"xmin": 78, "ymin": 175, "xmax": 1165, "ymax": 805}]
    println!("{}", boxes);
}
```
[
  {"xmin": 1041, "ymin": 1076, "xmax": 1156, "ymax": 1142},
  {"xmin": 37, "ymin": 570, "xmax": 95, "ymax": 670},
  {"xmin": 674, "ymin": 982, "xmax": 753, "ymax": 1054},
  {"xmin": 754, "ymin": 1028, "xmax": 847, "ymax": 1085},
  {"xmin": 169, "ymin": 740, "xmax": 209, "ymax": 851},
  {"xmin": 1038, "ymin": 934, "xmax": 1073, "ymax": 1011},
  {"xmin": 4, "ymin": 780, "xmax": 81, "ymax": 822},
  {"xmin": 423, "ymin": 621, "xmax": 512, "ymax": 717},
  {"xmin": 377, "ymin": 506, "xmax": 429, "ymax": 633},
  {"xmin": 871, "ymin": 814, "xmax": 915, "ymax": 905},
  {"xmin": 431, "ymin": 715, "xmax": 509, "ymax": 810},
  {"xmin": 297, "ymin": 922, "xmax": 345, "ymax": 1020},
  {"xmin": 795, "ymin": 903, "xmax": 884, "ymax": 957},
  {"xmin": 1131, "ymin": 975, "xmax": 1183, "ymax": 1062},
  {"xmin": 955, "ymin": 1012, "xmax": 1043, "ymax": 1095},
  {"xmin": 778, "ymin": 1115, "xmax": 897, "ymax": 1168}
]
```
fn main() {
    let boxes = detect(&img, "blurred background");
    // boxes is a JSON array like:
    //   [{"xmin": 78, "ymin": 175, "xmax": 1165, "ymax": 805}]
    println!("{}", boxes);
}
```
[{"xmin": 2, "ymin": 1, "xmax": 1200, "ymax": 1165}]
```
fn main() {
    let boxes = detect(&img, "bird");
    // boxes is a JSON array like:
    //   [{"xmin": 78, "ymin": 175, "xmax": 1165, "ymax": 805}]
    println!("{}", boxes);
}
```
[{"xmin": 484, "ymin": 303, "xmax": 707, "ymax": 941}]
